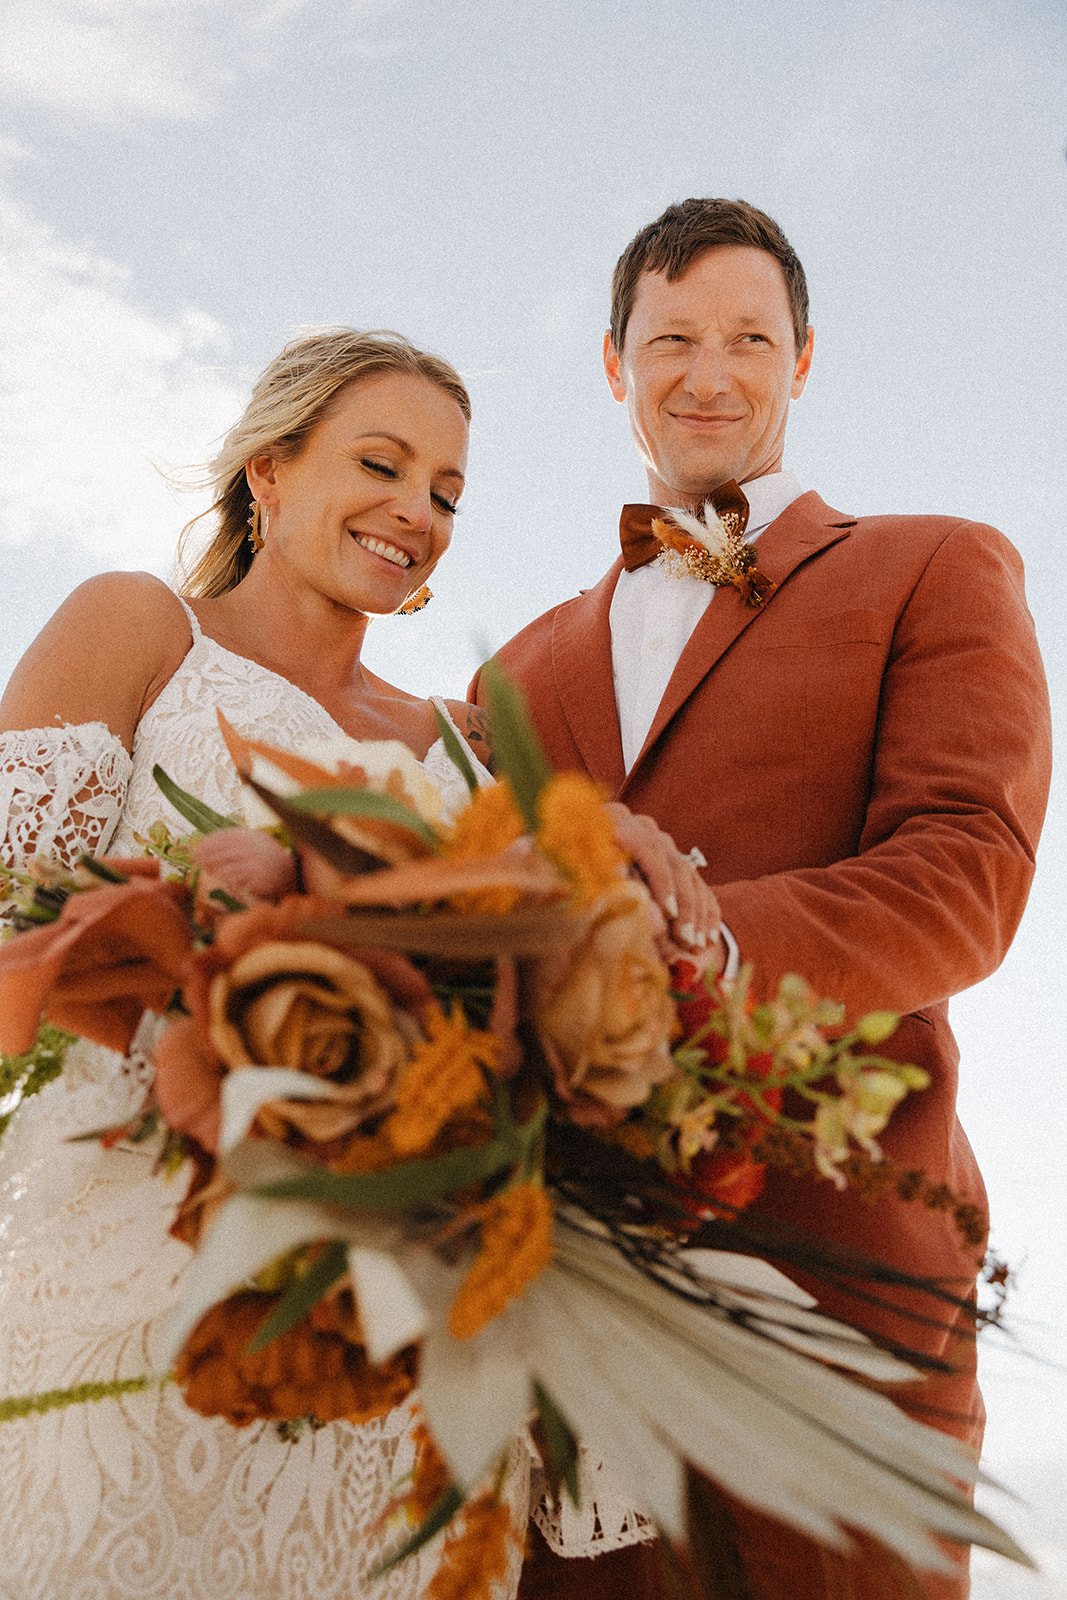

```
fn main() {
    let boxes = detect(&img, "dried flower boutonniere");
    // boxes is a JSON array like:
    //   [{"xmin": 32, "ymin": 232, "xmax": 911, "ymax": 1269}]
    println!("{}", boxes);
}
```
[{"xmin": 654, "ymin": 502, "xmax": 776, "ymax": 608}]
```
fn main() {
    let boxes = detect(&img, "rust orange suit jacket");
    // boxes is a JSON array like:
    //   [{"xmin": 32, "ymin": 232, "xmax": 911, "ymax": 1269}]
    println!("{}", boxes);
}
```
[{"xmin": 473, "ymin": 491, "xmax": 1052, "ymax": 1452}]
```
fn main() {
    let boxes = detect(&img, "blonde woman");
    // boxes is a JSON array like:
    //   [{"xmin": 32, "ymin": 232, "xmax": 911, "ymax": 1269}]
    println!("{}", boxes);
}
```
[{"xmin": 0, "ymin": 328, "xmax": 714, "ymax": 1596}]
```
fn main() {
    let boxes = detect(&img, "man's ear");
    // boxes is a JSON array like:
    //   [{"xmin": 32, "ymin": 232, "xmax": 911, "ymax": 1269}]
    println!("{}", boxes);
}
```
[
  {"xmin": 245, "ymin": 455, "xmax": 280, "ymax": 505},
  {"xmin": 603, "ymin": 331, "xmax": 627, "ymax": 402},
  {"xmin": 791, "ymin": 326, "xmax": 814, "ymax": 400}
]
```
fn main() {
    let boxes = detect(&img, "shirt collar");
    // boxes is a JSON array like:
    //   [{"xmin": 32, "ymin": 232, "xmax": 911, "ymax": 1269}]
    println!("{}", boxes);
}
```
[{"xmin": 739, "ymin": 469, "xmax": 804, "ymax": 539}]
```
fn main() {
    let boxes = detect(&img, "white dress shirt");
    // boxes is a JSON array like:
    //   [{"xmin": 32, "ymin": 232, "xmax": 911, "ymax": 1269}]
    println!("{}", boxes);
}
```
[
  {"xmin": 609, "ymin": 470, "xmax": 804, "ymax": 975},
  {"xmin": 610, "ymin": 470, "xmax": 804, "ymax": 772}
]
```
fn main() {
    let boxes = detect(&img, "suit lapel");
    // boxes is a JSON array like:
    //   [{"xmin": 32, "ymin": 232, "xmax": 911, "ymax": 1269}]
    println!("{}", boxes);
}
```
[
  {"xmin": 552, "ymin": 557, "xmax": 627, "ymax": 793},
  {"xmin": 620, "ymin": 492, "xmax": 857, "ymax": 792}
]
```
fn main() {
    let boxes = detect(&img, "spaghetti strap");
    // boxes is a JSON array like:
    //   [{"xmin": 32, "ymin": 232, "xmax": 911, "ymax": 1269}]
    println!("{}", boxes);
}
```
[
  {"xmin": 428, "ymin": 693, "xmax": 464, "ymax": 737},
  {"xmin": 174, "ymin": 593, "xmax": 202, "ymax": 641}
]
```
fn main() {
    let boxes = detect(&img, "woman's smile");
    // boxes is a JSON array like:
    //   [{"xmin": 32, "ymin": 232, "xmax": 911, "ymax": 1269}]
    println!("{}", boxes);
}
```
[{"xmin": 352, "ymin": 533, "xmax": 414, "ymax": 569}]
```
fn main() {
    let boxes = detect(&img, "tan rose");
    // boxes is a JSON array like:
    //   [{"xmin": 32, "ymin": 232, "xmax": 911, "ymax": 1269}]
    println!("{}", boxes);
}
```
[
  {"xmin": 532, "ymin": 881, "xmax": 677, "ymax": 1125},
  {"xmin": 208, "ymin": 940, "xmax": 413, "ymax": 1144},
  {"xmin": 152, "ymin": 897, "xmax": 434, "ymax": 1153}
]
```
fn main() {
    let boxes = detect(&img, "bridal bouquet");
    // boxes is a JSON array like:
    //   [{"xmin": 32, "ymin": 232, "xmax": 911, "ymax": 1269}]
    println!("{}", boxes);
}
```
[{"xmin": 0, "ymin": 670, "xmax": 1024, "ymax": 1594}]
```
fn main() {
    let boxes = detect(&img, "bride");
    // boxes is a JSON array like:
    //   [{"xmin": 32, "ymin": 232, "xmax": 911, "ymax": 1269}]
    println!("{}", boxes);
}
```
[{"xmin": 0, "ymin": 329, "xmax": 715, "ymax": 1597}]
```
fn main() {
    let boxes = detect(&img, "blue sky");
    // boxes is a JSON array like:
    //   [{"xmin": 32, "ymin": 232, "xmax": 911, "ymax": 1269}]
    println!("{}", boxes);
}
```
[{"xmin": 0, "ymin": 1, "xmax": 1064, "ymax": 1589}]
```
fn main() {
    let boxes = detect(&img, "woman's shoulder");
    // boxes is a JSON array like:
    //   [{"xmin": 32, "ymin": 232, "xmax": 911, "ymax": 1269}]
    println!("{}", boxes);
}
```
[{"xmin": 0, "ymin": 572, "xmax": 194, "ymax": 753}]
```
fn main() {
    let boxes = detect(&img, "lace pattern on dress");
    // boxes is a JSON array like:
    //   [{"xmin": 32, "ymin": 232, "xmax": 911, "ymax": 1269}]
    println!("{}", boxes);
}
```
[
  {"xmin": 530, "ymin": 1449, "xmax": 656, "ymax": 1557},
  {"xmin": 0, "ymin": 607, "xmax": 637, "ymax": 1592},
  {"xmin": 0, "ymin": 622, "xmax": 530, "ymax": 1598},
  {"xmin": 0, "ymin": 722, "xmax": 131, "ymax": 870}
]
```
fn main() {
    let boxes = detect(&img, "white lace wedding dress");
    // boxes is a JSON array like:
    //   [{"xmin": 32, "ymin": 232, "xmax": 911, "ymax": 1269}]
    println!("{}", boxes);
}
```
[{"xmin": 0, "ymin": 604, "xmax": 530, "ymax": 1600}]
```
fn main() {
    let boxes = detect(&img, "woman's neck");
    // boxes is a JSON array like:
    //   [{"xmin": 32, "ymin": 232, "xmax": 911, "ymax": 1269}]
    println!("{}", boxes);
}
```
[{"xmin": 187, "ymin": 574, "xmax": 439, "ymax": 751}]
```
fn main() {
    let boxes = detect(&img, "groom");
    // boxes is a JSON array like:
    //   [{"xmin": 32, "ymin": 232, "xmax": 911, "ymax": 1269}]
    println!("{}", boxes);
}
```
[{"xmin": 472, "ymin": 199, "xmax": 1052, "ymax": 1599}]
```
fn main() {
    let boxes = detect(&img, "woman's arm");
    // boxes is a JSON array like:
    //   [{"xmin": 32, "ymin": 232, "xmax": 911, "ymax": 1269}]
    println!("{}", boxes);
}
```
[
  {"xmin": 0, "ymin": 572, "xmax": 192, "ymax": 753},
  {"xmin": 0, "ymin": 574, "xmax": 193, "ymax": 868},
  {"xmin": 441, "ymin": 698, "xmax": 493, "ymax": 770}
]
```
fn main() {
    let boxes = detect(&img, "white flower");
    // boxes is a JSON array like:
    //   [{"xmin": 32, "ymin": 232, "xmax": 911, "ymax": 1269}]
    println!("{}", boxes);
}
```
[{"xmin": 663, "ymin": 501, "xmax": 735, "ymax": 558}]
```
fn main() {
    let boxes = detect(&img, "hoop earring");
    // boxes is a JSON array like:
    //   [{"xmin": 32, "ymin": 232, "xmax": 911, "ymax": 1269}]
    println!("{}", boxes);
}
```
[
  {"xmin": 248, "ymin": 501, "xmax": 266, "ymax": 553},
  {"xmin": 398, "ymin": 584, "xmax": 433, "ymax": 615}
]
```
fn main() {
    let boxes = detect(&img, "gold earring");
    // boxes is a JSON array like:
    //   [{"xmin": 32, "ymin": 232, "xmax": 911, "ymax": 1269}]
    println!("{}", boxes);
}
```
[
  {"xmin": 398, "ymin": 584, "xmax": 433, "ymax": 615},
  {"xmin": 248, "ymin": 501, "xmax": 265, "ymax": 553}
]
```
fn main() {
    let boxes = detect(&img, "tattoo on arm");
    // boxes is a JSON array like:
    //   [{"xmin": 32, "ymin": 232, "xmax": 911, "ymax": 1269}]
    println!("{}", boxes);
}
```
[{"xmin": 458, "ymin": 704, "xmax": 494, "ymax": 772}]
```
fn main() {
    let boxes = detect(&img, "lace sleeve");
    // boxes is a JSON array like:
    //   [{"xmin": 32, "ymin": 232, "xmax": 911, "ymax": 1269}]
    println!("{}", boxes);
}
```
[{"xmin": 0, "ymin": 723, "xmax": 133, "ymax": 871}]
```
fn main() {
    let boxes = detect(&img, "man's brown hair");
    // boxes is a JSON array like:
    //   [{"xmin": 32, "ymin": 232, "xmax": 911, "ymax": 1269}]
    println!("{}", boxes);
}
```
[{"xmin": 609, "ymin": 198, "xmax": 810, "ymax": 355}]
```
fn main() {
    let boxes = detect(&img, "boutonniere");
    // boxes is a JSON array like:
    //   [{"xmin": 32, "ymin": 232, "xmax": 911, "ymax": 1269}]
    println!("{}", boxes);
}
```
[{"xmin": 653, "ymin": 503, "xmax": 776, "ymax": 608}]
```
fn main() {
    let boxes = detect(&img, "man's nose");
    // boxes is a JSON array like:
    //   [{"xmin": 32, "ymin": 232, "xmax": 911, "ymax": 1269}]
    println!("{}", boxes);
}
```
[{"xmin": 681, "ymin": 342, "xmax": 730, "ymax": 400}]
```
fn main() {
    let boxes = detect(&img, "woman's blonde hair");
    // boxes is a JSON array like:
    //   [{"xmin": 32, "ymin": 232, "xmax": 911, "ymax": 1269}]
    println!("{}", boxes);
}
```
[{"xmin": 177, "ymin": 328, "xmax": 471, "ymax": 599}]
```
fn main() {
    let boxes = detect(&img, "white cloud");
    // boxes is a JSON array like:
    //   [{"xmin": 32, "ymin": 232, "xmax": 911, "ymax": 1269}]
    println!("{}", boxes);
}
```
[
  {"xmin": 0, "ymin": 182, "xmax": 245, "ymax": 569},
  {"xmin": 0, "ymin": 0, "xmax": 410, "ymax": 120}
]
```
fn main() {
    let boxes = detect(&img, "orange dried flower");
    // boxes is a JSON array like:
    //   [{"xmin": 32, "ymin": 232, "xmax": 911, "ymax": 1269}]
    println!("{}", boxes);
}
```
[
  {"xmin": 370, "ymin": 1410, "xmax": 455, "ymax": 1540},
  {"xmin": 329, "ymin": 1130, "xmax": 399, "ymax": 1174},
  {"xmin": 407, "ymin": 1415, "xmax": 455, "ymax": 1523},
  {"xmin": 536, "ymin": 772, "xmax": 625, "ymax": 904},
  {"xmin": 386, "ymin": 1003, "xmax": 498, "ymax": 1157},
  {"xmin": 610, "ymin": 1122, "xmax": 658, "ymax": 1162},
  {"xmin": 174, "ymin": 1290, "xmax": 417, "ymax": 1426},
  {"xmin": 440, "ymin": 782, "xmax": 526, "ymax": 913},
  {"xmin": 428, "ymin": 1492, "xmax": 518, "ymax": 1600},
  {"xmin": 449, "ymin": 1184, "xmax": 553, "ymax": 1340}
]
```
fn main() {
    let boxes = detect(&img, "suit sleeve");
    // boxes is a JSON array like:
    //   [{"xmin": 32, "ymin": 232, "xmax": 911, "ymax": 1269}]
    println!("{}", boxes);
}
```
[{"xmin": 715, "ymin": 521, "xmax": 1052, "ymax": 1024}]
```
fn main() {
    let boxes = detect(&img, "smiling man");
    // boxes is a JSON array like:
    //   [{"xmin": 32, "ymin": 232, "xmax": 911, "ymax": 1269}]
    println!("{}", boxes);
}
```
[{"xmin": 474, "ymin": 199, "xmax": 1052, "ymax": 1600}]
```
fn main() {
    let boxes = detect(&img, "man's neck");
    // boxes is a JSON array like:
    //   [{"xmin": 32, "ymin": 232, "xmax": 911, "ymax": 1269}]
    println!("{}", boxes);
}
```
[{"xmin": 646, "ymin": 467, "xmax": 787, "ymax": 513}]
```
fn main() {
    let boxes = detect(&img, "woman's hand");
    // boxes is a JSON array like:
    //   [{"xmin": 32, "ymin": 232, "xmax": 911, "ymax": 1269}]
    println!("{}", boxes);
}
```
[{"xmin": 604, "ymin": 802, "xmax": 723, "ymax": 973}]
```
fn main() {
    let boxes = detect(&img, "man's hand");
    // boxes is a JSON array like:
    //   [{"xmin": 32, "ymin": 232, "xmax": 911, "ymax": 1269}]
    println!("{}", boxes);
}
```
[{"xmin": 604, "ymin": 802, "xmax": 724, "ymax": 973}]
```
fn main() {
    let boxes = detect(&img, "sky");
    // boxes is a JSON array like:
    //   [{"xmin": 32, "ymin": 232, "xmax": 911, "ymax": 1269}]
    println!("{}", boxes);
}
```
[{"xmin": 0, "ymin": 0, "xmax": 1064, "ymax": 1591}]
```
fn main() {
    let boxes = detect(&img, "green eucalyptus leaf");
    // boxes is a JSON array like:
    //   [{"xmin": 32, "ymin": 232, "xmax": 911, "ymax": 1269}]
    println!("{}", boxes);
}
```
[
  {"xmin": 432, "ymin": 704, "xmax": 480, "ymax": 796},
  {"xmin": 246, "ymin": 1239, "xmax": 349, "ymax": 1352},
  {"xmin": 250, "ymin": 1135, "xmax": 519, "ymax": 1211},
  {"xmin": 75, "ymin": 855, "xmax": 129, "ymax": 883},
  {"xmin": 369, "ymin": 1484, "xmax": 465, "ymax": 1577},
  {"xmin": 283, "ymin": 787, "xmax": 439, "ymax": 848},
  {"xmin": 478, "ymin": 660, "xmax": 552, "ymax": 833},
  {"xmin": 153, "ymin": 765, "xmax": 238, "ymax": 833},
  {"xmin": 533, "ymin": 1380, "xmax": 581, "ymax": 1508}
]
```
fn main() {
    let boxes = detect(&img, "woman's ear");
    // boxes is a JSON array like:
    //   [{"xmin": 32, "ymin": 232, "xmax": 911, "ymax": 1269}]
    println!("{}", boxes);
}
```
[{"xmin": 245, "ymin": 455, "xmax": 280, "ymax": 505}]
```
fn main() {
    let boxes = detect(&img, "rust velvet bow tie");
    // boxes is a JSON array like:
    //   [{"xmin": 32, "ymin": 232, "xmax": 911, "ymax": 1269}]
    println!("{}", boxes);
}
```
[
  {"xmin": 618, "ymin": 479, "xmax": 751, "ymax": 571},
  {"xmin": 618, "ymin": 480, "xmax": 776, "ymax": 608}
]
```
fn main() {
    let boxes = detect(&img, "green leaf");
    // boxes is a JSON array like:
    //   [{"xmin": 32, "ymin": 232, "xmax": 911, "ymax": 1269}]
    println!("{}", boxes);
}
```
[
  {"xmin": 533, "ymin": 1380, "xmax": 581, "ymax": 1508},
  {"xmin": 208, "ymin": 887, "xmax": 247, "ymax": 913},
  {"xmin": 75, "ymin": 854, "xmax": 129, "ymax": 883},
  {"xmin": 153, "ymin": 765, "xmax": 238, "ymax": 833},
  {"xmin": 242, "ymin": 782, "xmax": 389, "ymax": 876},
  {"xmin": 369, "ymin": 1484, "xmax": 465, "ymax": 1578},
  {"xmin": 432, "ymin": 704, "xmax": 480, "ymax": 796},
  {"xmin": 283, "ymin": 787, "xmax": 440, "ymax": 848},
  {"xmin": 246, "ymin": 1239, "xmax": 349, "ymax": 1352},
  {"xmin": 478, "ymin": 659, "xmax": 552, "ymax": 832},
  {"xmin": 250, "ymin": 1134, "xmax": 519, "ymax": 1211}
]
